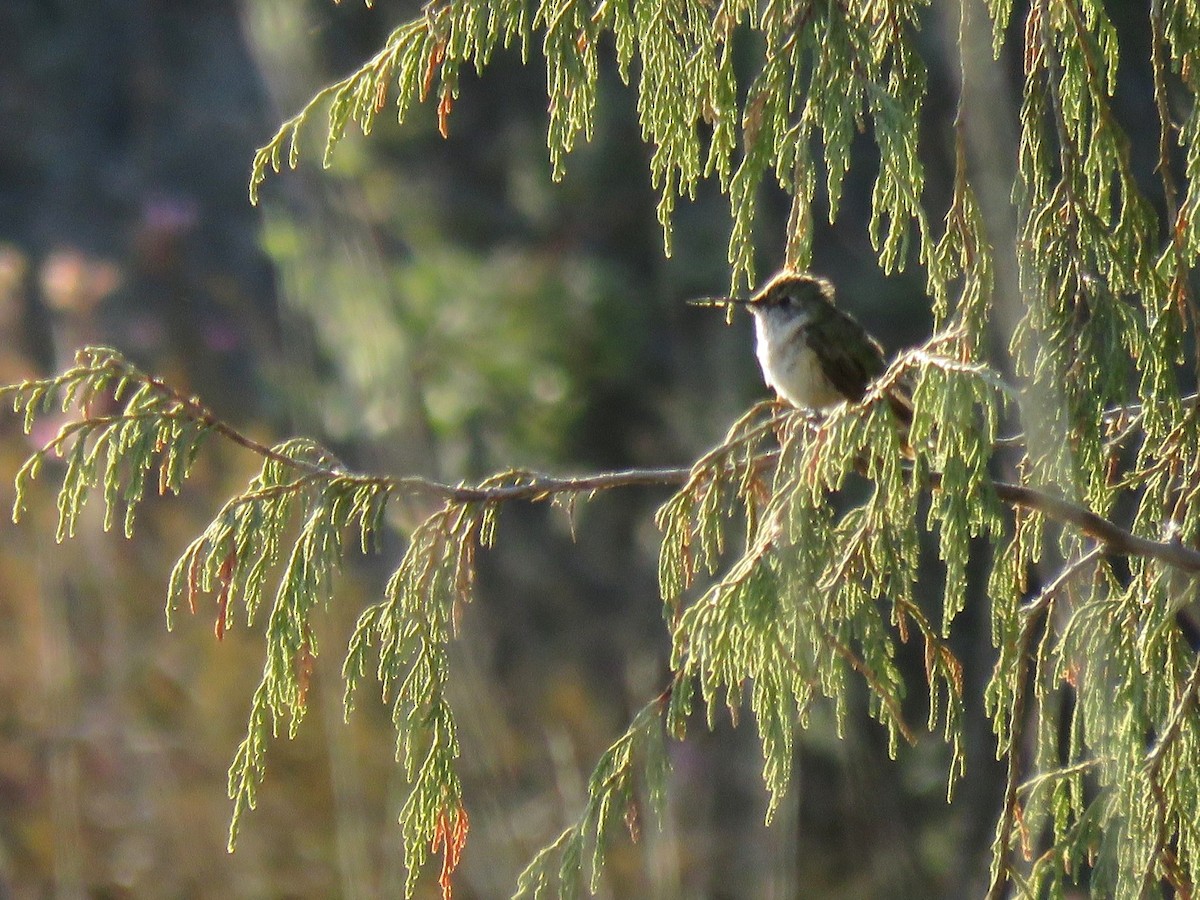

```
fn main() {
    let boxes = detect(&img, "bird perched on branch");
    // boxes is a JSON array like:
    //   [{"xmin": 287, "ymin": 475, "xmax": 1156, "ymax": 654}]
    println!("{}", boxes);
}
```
[{"xmin": 691, "ymin": 269, "xmax": 912, "ymax": 424}]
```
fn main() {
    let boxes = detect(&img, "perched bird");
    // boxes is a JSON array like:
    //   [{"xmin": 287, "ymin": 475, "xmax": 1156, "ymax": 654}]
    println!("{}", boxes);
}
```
[{"xmin": 691, "ymin": 269, "xmax": 911, "ymax": 423}]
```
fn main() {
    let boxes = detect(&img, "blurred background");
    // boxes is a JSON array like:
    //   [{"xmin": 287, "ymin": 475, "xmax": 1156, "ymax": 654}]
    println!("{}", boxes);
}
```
[{"xmin": 0, "ymin": 1, "xmax": 1170, "ymax": 897}]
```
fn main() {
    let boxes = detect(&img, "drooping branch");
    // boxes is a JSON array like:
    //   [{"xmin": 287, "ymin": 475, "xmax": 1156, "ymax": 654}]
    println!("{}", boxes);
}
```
[
  {"xmin": 182, "ymin": 422, "xmax": 1200, "ymax": 575},
  {"xmin": 13, "ymin": 351, "xmax": 1200, "ymax": 575},
  {"xmin": 106, "ymin": 405, "xmax": 1200, "ymax": 572}
]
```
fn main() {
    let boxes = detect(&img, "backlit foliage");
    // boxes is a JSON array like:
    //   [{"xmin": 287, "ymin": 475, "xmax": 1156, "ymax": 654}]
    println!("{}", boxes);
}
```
[{"xmin": 7, "ymin": 0, "xmax": 1200, "ymax": 897}]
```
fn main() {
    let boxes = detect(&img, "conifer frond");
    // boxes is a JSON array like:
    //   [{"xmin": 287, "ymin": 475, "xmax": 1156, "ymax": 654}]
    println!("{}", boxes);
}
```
[
  {"xmin": 655, "ymin": 400, "xmax": 786, "ymax": 611},
  {"xmin": 7, "ymin": 347, "xmax": 214, "ymax": 538},
  {"xmin": 249, "ymin": 0, "xmax": 936, "ymax": 290},
  {"xmin": 658, "ymin": 346, "xmax": 1012, "ymax": 807},
  {"xmin": 11, "ymin": 0, "xmax": 1200, "ymax": 890},
  {"xmin": 249, "ymin": 2, "xmax": 530, "ymax": 204},
  {"xmin": 343, "ymin": 500, "xmax": 493, "ymax": 893}
]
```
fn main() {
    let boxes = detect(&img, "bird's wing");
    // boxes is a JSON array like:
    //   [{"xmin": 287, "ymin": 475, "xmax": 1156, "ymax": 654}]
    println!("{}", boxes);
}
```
[
  {"xmin": 802, "ymin": 310, "xmax": 887, "ymax": 403},
  {"xmin": 805, "ymin": 310, "xmax": 914, "ymax": 426}
]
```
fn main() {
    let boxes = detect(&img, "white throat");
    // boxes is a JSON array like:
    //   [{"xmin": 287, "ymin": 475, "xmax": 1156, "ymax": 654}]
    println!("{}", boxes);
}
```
[{"xmin": 750, "ymin": 306, "xmax": 841, "ymax": 410}]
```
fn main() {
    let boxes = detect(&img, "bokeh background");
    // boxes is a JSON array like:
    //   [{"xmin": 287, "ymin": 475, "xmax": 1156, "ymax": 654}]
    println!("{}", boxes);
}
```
[{"xmin": 0, "ymin": 1, "xmax": 1170, "ymax": 897}]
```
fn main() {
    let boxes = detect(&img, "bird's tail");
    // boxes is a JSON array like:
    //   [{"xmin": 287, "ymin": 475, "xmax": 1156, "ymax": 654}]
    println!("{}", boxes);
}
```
[{"xmin": 886, "ymin": 385, "xmax": 914, "ymax": 429}]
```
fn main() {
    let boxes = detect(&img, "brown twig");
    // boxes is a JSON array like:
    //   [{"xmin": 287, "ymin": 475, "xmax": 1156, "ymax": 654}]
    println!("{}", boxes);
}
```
[
  {"xmin": 1149, "ymin": 0, "xmax": 1182, "ymax": 228},
  {"xmin": 820, "ymin": 629, "xmax": 917, "ymax": 745}
]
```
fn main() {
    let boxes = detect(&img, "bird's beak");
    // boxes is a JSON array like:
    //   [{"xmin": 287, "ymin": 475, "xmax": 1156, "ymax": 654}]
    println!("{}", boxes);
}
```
[{"xmin": 687, "ymin": 296, "xmax": 753, "ymax": 308}]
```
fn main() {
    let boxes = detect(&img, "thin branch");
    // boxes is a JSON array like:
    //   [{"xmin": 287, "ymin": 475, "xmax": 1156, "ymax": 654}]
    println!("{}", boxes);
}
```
[
  {"xmin": 95, "ymin": 356, "xmax": 702, "ymax": 502},
  {"xmin": 129, "ymin": 367, "xmax": 377, "ymax": 484},
  {"xmin": 820, "ymin": 629, "xmax": 917, "ymax": 745},
  {"xmin": 1016, "ymin": 757, "xmax": 1105, "ymax": 797},
  {"xmin": 385, "ymin": 473, "xmax": 1200, "ymax": 574},
  {"xmin": 997, "ymin": 392, "xmax": 1200, "ymax": 451},
  {"xmin": 394, "ymin": 465, "xmax": 697, "ymax": 504},
  {"xmin": 1149, "ymin": 0, "xmax": 1182, "ymax": 227}
]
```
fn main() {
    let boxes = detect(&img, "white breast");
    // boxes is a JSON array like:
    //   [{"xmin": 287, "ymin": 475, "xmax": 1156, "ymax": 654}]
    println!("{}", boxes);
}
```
[{"xmin": 752, "ymin": 310, "xmax": 843, "ymax": 410}]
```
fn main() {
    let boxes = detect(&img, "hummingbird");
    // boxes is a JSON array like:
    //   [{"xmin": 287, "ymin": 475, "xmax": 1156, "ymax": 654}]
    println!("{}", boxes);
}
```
[{"xmin": 691, "ymin": 270, "xmax": 912, "ymax": 423}]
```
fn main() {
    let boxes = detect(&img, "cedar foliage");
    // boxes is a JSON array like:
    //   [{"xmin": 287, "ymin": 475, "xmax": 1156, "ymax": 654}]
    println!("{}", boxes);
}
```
[{"xmin": 7, "ymin": 0, "xmax": 1200, "ymax": 897}]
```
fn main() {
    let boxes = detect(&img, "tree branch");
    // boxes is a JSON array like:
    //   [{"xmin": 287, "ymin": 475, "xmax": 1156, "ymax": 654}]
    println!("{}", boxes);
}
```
[
  {"xmin": 988, "ymin": 481, "xmax": 1200, "ymax": 572},
  {"xmin": 165, "ymin": 433, "xmax": 1200, "ymax": 576},
  {"xmin": 385, "ymin": 469, "xmax": 1200, "ymax": 574},
  {"xmin": 262, "ymin": 450, "xmax": 1200, "ymax": 576},
  {"xmin": 42, "ymin": 353, "xmax": 1200, "ymax": 574}
]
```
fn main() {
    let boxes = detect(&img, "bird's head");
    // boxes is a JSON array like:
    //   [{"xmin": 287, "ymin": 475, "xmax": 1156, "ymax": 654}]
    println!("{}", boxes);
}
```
[
  {"xmin": 749, "ymin": 271, "xmax": 833, "ymax": 322},
  {"xmin": 689, "ymin": 270, "xmax": 834, "ymax": 325}
]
